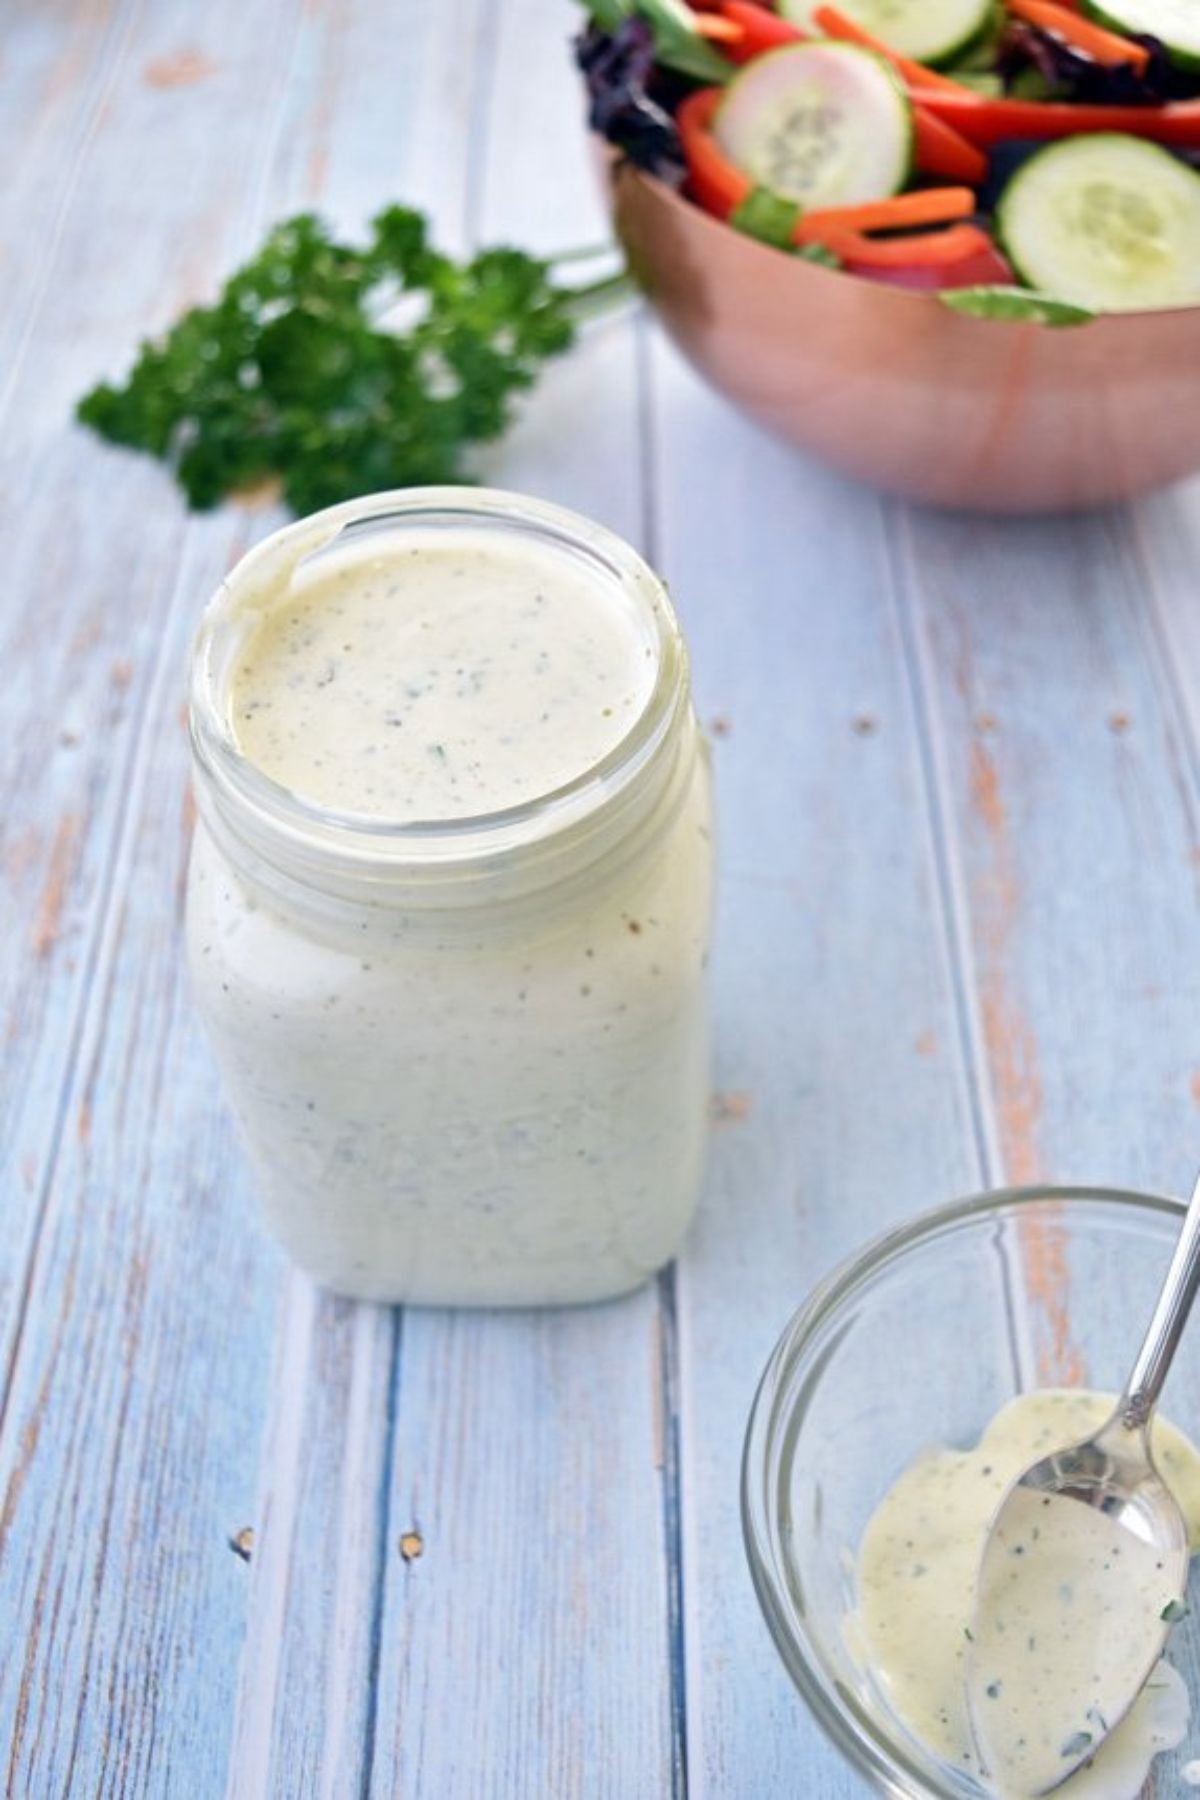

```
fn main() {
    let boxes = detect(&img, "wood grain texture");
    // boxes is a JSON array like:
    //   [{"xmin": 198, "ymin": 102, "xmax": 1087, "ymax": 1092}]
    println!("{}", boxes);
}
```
[
  {"xmin": 0, "ymin": 1, "xmax": 466, "ymax": 1793},
  {"xmin": 890, "ymin": 502, "xmax": 1200, "ymax": 1795},
  {"xmin": 896, "ymin": 502, "xmax": 1200, "ymax": 1199},
  {"xmin": 649, "ymin": 351, "xmax": 995, "ymax": 1797},
  {"xmin": 4, "ymin": 1, "xmax": 1200, "ymax": 1796},
  {"xmin": 366, "ymin": 7, "xmax": 682, "ymax": 1796},
  {"xmin": 216, "ymin": 8, "xmax": 523, "ymax": 1796},
  {"xmin": 0, "ymin": 0, "xmax": 310, "ymax": 1433}
]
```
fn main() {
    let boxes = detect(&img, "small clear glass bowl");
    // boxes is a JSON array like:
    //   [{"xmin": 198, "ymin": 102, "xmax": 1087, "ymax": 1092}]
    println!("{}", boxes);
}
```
[{"xmin": 742, "ymin": 1186, "xmax": 1200, "ymax": 1799}]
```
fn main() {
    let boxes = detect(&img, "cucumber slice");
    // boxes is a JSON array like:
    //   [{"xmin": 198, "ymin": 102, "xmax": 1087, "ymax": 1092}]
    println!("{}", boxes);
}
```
[
  {"xmin": 1082, "ymin": 0, "xmax": 1200, "ymax": 71},
  {"xmin": 779, "ymin": 0, "xmax": 994, "ymax": 67},
  {"xmin": 713, "ymin": 44, "xmax": 912, "ymax": 210},
  {"xmin": 997, "ymin": 134, "xmax": 1200, "ymax": 313}
]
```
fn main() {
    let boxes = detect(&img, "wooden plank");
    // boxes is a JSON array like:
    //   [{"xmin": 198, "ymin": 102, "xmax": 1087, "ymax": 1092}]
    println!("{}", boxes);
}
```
[
  {"xmin": 226, "ymin": 1288, "xmax": 397, "ymax": 1800},
  {"xmin": 647, "ymin": 341, "xmax": 996, "ymax": 1796},
  {"xmin": 221, "ymin": 6, "xmax": 510, "ymax": 1794},
  {"xmin": 1108, "ymin": 482, "xmax": 1200, "ymax": 1797},
  {"xmin": 0, "ymin": 0, "xmax": 308, "ymax": 1390},
  {"xmin": 364, "ymin": 6, "xmax": 681, "ymax": 1796},
  {"xmin": 0, "ymin": 0, "xmax": 142, "ymax": 365},
  {"xmin": 0, "ymin": 0, "xmax": 323, "ymax": 1771},
  {"xmin": 893, "ymin": 495, "xmax": 1200, "ymax": 1797},
  {"xmin": 0, "ymin": 516, "xmax": 278, "ymax": 1797},
  {"xmin": 1128, "ymin": 478, "xmax": 1200, "ymax": 813},
  {"xmin": 0, "ymin": 1, "xmax": 479, "ymax": 1791},
  {"xmin": 897, "ymin": 500, "xmax": 1200, "ymax": 1199},
  {"xmin": 370, "ymin": 1303, "xmax": 677, "ymax": 1800}
]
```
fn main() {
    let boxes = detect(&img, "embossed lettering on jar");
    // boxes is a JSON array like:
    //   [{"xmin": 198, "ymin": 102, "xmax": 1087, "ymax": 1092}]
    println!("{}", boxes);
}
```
[{"xmin": 186, "ymin": 489, "xmax": 714, "ymax": 1305}]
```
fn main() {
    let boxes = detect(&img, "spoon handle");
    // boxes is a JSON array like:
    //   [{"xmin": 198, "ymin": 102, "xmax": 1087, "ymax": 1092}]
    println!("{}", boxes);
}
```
[{"xmin": 1122, "ymin": 1169, "xmax": 1200, "ymax": 1430}]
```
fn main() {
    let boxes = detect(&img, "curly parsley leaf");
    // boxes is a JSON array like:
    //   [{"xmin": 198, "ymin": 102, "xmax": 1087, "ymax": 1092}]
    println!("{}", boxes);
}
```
[{"xmin": 76, "ymin": 207, "xmax": 598, "ymax": 516}]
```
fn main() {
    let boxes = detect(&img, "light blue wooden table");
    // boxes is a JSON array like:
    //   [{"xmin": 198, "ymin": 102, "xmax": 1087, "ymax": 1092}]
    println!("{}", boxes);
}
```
[{"xmin": 4, "ymin": 2, "xmax": 1200, "ymax": 1794}]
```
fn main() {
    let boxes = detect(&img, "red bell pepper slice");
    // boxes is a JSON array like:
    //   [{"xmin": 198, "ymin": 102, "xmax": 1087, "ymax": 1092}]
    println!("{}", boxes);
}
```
[{"xmin": 916, "ymin": 90, "xmax": 1200, "ymax": 148}]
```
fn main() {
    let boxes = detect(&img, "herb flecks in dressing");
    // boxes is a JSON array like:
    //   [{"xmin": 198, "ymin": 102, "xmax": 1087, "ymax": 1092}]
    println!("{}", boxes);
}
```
[
  {"xmin": 190, "ymin": 507, "xmax": 713, "ymax": 1307},
  {"xmin": 972, "ymin": 1489, "xmax": 1175, "ymax": 1795},
  {"xmin": 852, "ymin": 1389, "xmax": 1200, "ymax": 1800},
  {"xmin": 230, "ymin": 531, "xmax": 657, "ymax": 820}
]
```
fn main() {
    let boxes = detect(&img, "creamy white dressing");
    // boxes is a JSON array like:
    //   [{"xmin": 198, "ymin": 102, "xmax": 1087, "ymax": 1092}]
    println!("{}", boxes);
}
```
[
  {"xmin": 852, "ymin": 1390, "xmax": 1200, "ymax": 1799},
  {"xmin": 187, "ymin": 498, "xmax": 713, "ymax": 1306},
  {"xmin": 230, "ymin": 531, "xmax": 658, "ymax": 819},
  {"xmin": 970, "ymin": 1488, "xmax": 1177, "ymax": 1794}
]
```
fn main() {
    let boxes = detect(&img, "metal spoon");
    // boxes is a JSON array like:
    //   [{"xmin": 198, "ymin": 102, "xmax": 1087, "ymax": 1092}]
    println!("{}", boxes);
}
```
[{"xmin": 967, "ymin": 1174, "xmax": 1200, "ymax": 1797}]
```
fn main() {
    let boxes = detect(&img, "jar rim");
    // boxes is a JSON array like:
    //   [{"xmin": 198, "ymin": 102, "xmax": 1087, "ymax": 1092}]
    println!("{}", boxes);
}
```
[{"xmin": 189, "ymin": 486, "xmax": 689, "ymax": 877}]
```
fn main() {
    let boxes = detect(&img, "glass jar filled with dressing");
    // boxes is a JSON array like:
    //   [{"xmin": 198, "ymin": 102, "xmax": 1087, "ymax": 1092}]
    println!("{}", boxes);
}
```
[{"xmin": 186, "ymin": 488, "xmax": 713, "ymax": 1306}]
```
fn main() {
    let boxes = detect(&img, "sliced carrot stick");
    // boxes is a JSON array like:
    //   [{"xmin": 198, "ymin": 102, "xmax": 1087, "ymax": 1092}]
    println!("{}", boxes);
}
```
[
  {"xmin": 720, "ymin": 0, "xmax": 808, "ymax": 61},
  {"xmin": 693, "ymin": 12, "xmax": 747, "ymax": 44},
  {"xmin": 818, "ymin": 223, "xmax": 996, "ymax": 267},
  {"xmin": 913, "ymin": 105, "xmax": 988, "ymax": 183},
  {"xmin": 812, "ymin": 5, "xmax": 967, "ymax": 91},
  {"xmin": 1006, "ymin": 0, "xmax": 1150, "ymax": 71},
  {"xmin": 794, "ymin": 186, "xmax": 976, "ymax": 244}
]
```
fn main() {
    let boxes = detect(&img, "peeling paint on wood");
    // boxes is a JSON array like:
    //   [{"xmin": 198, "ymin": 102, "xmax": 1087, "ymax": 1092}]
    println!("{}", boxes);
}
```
[
  {"xmin": 142, "ymin": 48, "xmax": 217, "ymax": 89},
  {"xmin": 31, "ymin": 816, "xmax": 78, "ymax": 959},
  {"xmin": 710, "ymin": 1091, "xmax": 753, "ymax": 1125}
]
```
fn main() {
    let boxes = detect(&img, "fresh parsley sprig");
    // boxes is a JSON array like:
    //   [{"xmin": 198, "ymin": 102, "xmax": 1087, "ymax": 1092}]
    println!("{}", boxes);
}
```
[{"xmin": 77, "ymin": 206, "xmax": 625, "ymax": 516}]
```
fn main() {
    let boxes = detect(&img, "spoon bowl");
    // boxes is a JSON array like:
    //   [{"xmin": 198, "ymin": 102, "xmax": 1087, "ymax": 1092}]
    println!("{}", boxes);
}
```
[
  {"xmin": 968, "ymin": 1415, "xmax": 1189, "ymax": 1795},
  {"xmin": 967, "ymin": 1169, "xmax": 1200, "ymax": 1795}
]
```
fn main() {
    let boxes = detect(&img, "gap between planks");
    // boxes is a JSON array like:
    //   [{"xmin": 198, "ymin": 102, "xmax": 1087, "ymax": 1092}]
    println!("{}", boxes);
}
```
[
  {"xmin": 356, "ymin": 1309, "xmax": 404, "ymax": 1800},
  {"xmin": 1122, "ymin": 505, "xmax": 1200, "ymax": 857},
  {"xmin": 636, "ymin": 307, "xmax": 693, "ymax": 1800},
  {"xmin": 882, "ymin": 500, "xmax": 1035, "ymax": 1390}
]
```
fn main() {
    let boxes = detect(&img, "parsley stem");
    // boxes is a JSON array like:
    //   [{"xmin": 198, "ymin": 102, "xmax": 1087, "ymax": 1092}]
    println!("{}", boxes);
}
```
[
  {"xmin": 559, "ymin": 267, "xmax": 633, "ymax": 322},
  {"xmin": 547, "ymin": 242, "xmax": 617, "ymax": 267}
]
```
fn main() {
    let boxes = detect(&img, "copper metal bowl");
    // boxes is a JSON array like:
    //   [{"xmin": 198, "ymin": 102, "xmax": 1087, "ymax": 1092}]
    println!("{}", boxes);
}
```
[{"xmin": 605, "ymin": 156, "xmax": 1200, "ymax": 512}]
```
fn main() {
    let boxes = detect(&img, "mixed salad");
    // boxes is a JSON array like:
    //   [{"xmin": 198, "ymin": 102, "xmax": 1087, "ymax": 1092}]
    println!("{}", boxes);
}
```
[{"xmin": 577, "ymin": 0, "xmax": 1200, "ymax": 316}]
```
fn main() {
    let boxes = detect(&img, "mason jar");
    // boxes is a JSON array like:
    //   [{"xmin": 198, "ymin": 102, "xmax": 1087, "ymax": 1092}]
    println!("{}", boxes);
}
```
[{"xmin": 186, "ymin": 488, "xmax": 713, "ymax": 1306}]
